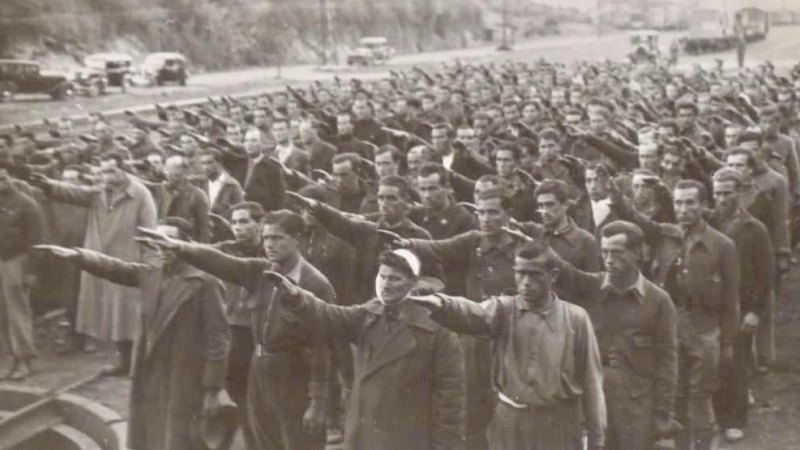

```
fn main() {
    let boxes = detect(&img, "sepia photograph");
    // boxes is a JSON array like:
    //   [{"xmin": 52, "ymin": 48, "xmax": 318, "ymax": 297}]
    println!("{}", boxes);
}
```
[{"xmin": 0, "ymin": 0, "xmax": 799, "ymax": 449}]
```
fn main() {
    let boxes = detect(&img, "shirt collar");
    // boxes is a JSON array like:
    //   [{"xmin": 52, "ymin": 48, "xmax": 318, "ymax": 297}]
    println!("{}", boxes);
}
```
[
  {"xmin": 515, "ymin": 294, "xmax": 561, "ymax": 331},
  {"xmin": 274, "ymin": 256, "xmax": 303, "ymax": 284},
  {"xmin": 479, "ymin": 229, "xmax": 516, "ymax": 253},
  {"xmin": 681, "ymin": 220, "xmax": 714, "ymax": 250},
  {"xmin": 546, "ymin": 217, "xmax": 579, "ymax": 245},
  {"xmin": 600, "ymin": 271, "xmax": 646, "ymax": 303}
]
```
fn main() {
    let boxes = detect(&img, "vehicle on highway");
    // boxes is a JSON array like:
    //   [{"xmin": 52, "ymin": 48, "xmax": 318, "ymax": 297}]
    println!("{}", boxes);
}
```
[
  {"xmin": 68, "ymin": 66, "xmax": 108, "ymax": 97},
  {"xmin": 135, "ymin": 52, "xmax": 189, "ymax": 87},
  {"xmin": 346, "ymin": 37, "xmax": 395, "ymax": 66},
  {"xmin": 0, "ymin": 59, "xmax": 74, "ymax": 102},
  {"xmin": 628, "ymin": 30, "xmax": 660, "ymax": 62},
  {"xmin": 84, "ymin": 53, "xmax": 133, "ymax": 91}
]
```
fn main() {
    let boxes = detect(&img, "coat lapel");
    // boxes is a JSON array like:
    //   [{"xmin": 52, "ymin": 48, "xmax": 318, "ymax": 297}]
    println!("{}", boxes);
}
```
[
  {"xmin": 144, "ymin": 265, "xmax": 206, "ymax": 359},
  {"xmin": 359, "ymin": 302, "xmax": 418, "ymax": 380}
]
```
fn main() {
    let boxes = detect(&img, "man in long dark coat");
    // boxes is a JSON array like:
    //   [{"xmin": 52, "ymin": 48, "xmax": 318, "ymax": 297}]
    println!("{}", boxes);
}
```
[{"xmin": 35, "ymin": 217, "xmax": 230, "ymax": 450}]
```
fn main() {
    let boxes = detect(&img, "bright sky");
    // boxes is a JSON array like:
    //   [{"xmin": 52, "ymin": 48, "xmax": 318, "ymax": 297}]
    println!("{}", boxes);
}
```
[{"xmin": 536, "ymin": 0, "xmax": 794, "ymax": 12}]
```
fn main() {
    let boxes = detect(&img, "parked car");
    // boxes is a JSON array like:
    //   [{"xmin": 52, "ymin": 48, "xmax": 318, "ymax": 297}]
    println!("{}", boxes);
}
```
[
  {"xmin": 346, "ymin": 37, "xmax": 395, "ymax": 66},
  {"xmin": 137, "ymin": 52, "xmax": 189, "ymax": 87},
  {"xmin": 84, "ymin": 52, "xmax": 133, "ymax": 90},
  {"xmin": 0, "ymin": 59, "xmax": 74, "ymax": 102}
]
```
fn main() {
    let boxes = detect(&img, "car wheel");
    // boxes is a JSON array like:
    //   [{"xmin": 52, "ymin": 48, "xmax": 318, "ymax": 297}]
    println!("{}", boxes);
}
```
[{"xmin": 0, "ymin": 82, "xmax": 16, "ymax": 103}]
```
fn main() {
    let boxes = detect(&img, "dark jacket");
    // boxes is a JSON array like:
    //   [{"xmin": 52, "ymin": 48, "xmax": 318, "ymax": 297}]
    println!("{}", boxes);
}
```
[
  {"xmin": 178, "ymin": 244, "xmax": 334, "ymax": 400},
  {"xmin": 290, "ymin": 294, "xmax": 466, "ymax": 450},
  {"xmin": 611, "ymin": 197, "xmax": 740, "ymax": 345},
  {"xmin": 300, "ymin": 226, "xmax": 358, "ymax": 306},
  {"xmin": 202, "ymin": 171, "xmax": 243, "ymax": 216},
  {"xmin": 243, "ymin": 155, "xmax": 287, "ymax": 212},
  {"xmin": 75, "ymin": 250, "xmax": 229, "ymax": 450},
  {"xmin": 303, "ymin": 139, "xmax": 337, "ymax": 172},
  {"xmin": 151, "ymin": 181, "xmax": 211, "ymax": 242},
  {"xmin": 0, "ymin": 187, "xmax": 44, "ymax": 261}
]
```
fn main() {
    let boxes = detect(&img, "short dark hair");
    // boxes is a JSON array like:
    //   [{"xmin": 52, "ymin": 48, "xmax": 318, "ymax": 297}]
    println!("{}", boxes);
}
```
[
  {"xmin": 495, "ymin": 146, "xmax": 520, "ymax": 161},
  {"xmin": 229, "ymin": 201, "xmax": 266, "ymax": 222},
  {"xmin": 534, "ymin": 179, "xmax": 570, "ymax": 204},
  {"xmin": 538, "ymin": 128, "xmax": 560, "ymax": 142},
  {"xmin": 600, "ymin": 220, "xmax": 645, "ymax": 251},
  {"xmin": 712, "ymin": 167, "xmax": 744, "ymax": 188},
  {"xmin": 475, "ymin": 186, "xmax": 512, "ymax": 210},
  {"xmin": 375, "ymin": 144, "xmax": 402, "ymax": 163},
  {"xmin": 332, "ymin": 152, "xmax": 360, "ymax": 168},
  {"xmin": 658, "ymin": 119, "xmax": 679, "ymax": 134},
  {"xmin": 674, "ymin": 179, "xmax": 708, "ymax": 203},
  {"xmin": 378, "ymin": 174, "xmax": 411, "ymax": 200},
  {"xmin": 160, "ymin": 216, "xmax": 195, "ymax": 241},
  {"xmin": 515, "ymin": 240, "xmax": 554, "ymax": 269},
  {"xmin": 263, "ymin": 209, "xmax": 305, "ymax": 236},
  {"xmin": 417, "ymin": 162, "xmax": 450, "ymax": 187},
  {"xmin": 725, "ymin": 147, "xmax": 757, "ymax": 168},
  {"xmin": 738, "ymin": 129, "xmax": 763, "ymax": 146},
  {"xmin": 378, "ymin": 250, "xmax": 418, "ymax": 279},
  {"xmin": 98, "ymin": 150, "xmax": 127, "ymax": 168}
]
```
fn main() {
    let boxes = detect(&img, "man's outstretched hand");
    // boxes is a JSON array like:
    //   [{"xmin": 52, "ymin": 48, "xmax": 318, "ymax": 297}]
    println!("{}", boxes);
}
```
[
  {"xmin": 134, "ymin": 227, "xmax": 182, "ymax": 250},
  {"xmin": 33, "ymin": 245, "xmax": 79, "ymax": 259},
  {"xmin": 407, "ymin": 294, "xmax": 443, "ymax": 309},
  {"xmin": 286, "ymin": 191, "xmax": 320, "ymax": 212},
  {"xmin": 377, "ymin": 229, "xmax": 411, "ymax": 248}
]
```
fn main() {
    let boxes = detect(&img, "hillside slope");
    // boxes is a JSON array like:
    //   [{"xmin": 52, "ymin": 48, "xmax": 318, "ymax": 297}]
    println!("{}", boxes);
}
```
[{"xmin": 0, "ymin": 0, "xmax": 485, "ymax": 69}]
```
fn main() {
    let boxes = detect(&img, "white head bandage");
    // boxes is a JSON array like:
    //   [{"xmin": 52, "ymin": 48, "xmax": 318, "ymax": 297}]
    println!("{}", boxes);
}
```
[{"xmin": 392, "ymin": 249, "xmax": 421, "ymax": 277}]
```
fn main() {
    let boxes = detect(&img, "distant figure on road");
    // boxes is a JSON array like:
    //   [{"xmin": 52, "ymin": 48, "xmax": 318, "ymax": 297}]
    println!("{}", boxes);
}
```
[{"xmin": 735, "ymin": 13, "xmax": 747, "ymax": 68}]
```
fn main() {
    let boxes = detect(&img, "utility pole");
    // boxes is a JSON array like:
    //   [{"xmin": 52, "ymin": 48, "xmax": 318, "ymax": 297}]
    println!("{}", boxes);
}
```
[
  {"xmin": 499, "ymin": 0, "xmax": 511, "ymax": 51},
  {"xmin": 320, "ymin": 0, "xmax": 328, "ymax": 65}
]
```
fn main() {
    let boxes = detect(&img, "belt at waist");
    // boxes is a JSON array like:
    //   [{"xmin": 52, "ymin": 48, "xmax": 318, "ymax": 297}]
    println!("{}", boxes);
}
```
[
  {"xmin": 498, "ymin": 391, "xmax": 529, "ymax": 409},
  {"xmin": 254, "ymin": 343, "xmax": 306, "ymax": 357},
  {"xmin": 497, "ymin": 391, "xmax": 579, "ymax": 411}
]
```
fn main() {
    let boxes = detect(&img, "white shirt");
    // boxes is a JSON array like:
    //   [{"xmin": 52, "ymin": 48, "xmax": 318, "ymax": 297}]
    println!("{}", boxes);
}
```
[
  {"xmin": 276, "ymin": 143, "xmax": 295, "ymax": 164},
  {"xmin": 442, "ymin": 152, "xmax": 455, "ymax": 170},
  {"xmin": 208, "ymin": 173, "xmax": 225, "ymax": 207},
  {"xmin": 591, "ymin": 198, "xmax": 611, "ymax": 228}
]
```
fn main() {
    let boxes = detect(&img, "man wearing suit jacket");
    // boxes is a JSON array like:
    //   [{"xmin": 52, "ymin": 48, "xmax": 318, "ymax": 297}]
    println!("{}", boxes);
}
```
[
  {"xmin": 140, "ymin": 210, "xmax": 334, "ymax": 450},
  {"xmin": 431, "ymin": 123, "xmax": 493, "ymax": 182},
  {"xmin": 199, "ymin": 149, "xmax": 244, "ymax": 216},
  {"xmin": 278, "ymin": 249, "xmax": 466, "ymax": 450},
  {"xmin": 272, "ymin": 118, "xmax": 311, "ymax": 176},
  {"xmin": 299, "ymin": 120, "xmax": 337, "ymax": 172}
]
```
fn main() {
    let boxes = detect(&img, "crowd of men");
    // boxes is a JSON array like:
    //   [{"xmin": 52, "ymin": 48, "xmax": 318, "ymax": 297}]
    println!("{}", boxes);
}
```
[{"xmin": 1, "ymin": 55, "xmax": 799, "ymax": 450}]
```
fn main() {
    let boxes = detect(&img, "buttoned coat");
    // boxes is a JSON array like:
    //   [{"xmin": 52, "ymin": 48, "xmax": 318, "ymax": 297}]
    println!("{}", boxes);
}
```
[
  {"xmin": 292, "ymin": 296, "xmax": 466, "ymax": 450},
  {"xmin": 42, "ymin": 176, "xmax": 158, "ymax": 341},
  {"xmin": 74, "ymin": 250, "xmax": 229, "ymax": 450}
]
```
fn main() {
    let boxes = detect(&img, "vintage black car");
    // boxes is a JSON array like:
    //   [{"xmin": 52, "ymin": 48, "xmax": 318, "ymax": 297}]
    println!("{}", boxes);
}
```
[
  {"xmin": 84, "ymin": 52, "xmax": 133, "ymax": 90},
  {"xmin": 138, "ymin": 52, "xmax": 188, "ymax": 87},
  {"xmin": 0, "ymin": 59, "xmax": 74, "ymax": 101}
]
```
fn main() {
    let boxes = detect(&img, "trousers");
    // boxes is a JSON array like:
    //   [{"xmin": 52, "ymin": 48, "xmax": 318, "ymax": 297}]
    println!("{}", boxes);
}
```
[
  {"xmin": 487, "ymin": 398, "xmax": 583, "ymax": 450},
  {"xmin": 0, "ymin": 255, "xmax": 37, "ymax": 359}
]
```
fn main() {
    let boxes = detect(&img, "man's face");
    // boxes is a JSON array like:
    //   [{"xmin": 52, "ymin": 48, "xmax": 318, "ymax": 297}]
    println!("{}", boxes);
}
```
[
  {"xmin": 229, "ymin": 107, "xmax": 244, "ymax": 124},
  {"xmin": 95, "ymin": 123, "xmax": 112, "ymax": 142},
  {"xmin": 332, "ymin": 161, "xmax": 358, "ymax": 194},
  {"xmin": 157, "ymin": 225, "xmax": 181, "ymax": 266},
  {"xmin": 726, "ymin": 154, "xmax": 753, "ymax": 180},
  {"xmin": 200, "ymin": 155, "xmax": 221, "ymax": 179},
  {"xmin": 551, "ymin": 90, "xmax": 566, "ymax": 106},
  {"xmin": 522, "ymin": 104, "xmax": 539, "ymax": 123},
  {"xmin": 375, "ymin": 151, "xmax": 398, "ymax": 178},
  {"xmin": 585, "ymin": 169, "xmax": 608, "ymax": 201},
  {"xmin": 231, "ymin": 209, "xmax": 261, "ymax": 244},
  {"xmin": 393, "ymin": 99, "xmax": 408, "ymax": 115},
  {"xmin": 417, "ymin": 173, "xmax": 448, "ymax": 210},
  {"xmin": 495, "ymin": 150, "xmax": 516, "ymax": 178},
  {"xmin": 261, "ymin": 224, "xmax": 298, "ymax": 263},
  {"xmin": 227, "ymin": 125, "xmax": 243, "ymax": 143},
  {"xmin": 353, "ymin": 100, "xmax": 370, "ymax": 120},
  {"xmin": 377, "ymin": 184, "xmax": 406, "ymax": 223},
  {"xmin": 697, "ymin": 95, "xmax": 712, "ymax": 115},
  {"xmin": 431, "ymin": 128, "xmax": 450, "ymax": 154},
  {"xmin": 660, "ymin": 153, "xmax": 684, "ymax": 176},
  {"xmin": 164, "ymin": 156, "xmax": 186, "ymax": 186},
  {"xmin": 638, "ymin": 145, "xmax": 660, "ymax": 171},
  {"xmin": 713, "ymin": 180, "xmax": 739, "ymax": 216},
  {"xmin": 456, "ymin": 128, "xmax": 477, "ymax": 151},
  {"xmin": 243, "ymin": 131, "xmax": 263, "ymax": 157},
  {"xmin": 435, "ymin": 88, "xmax": 450, "ymax": 104},
  {"xmin": 600, "ymin": 233, "xmax": 638, "ymax": 279},
  {"xmin": 473, "ymin": 119, "xmax": 489, "ymax": 137},
  {"xmin": 674, "ymin": 187, "xmax": 704, "ymax": 227},
  {"xmin": 588, "ymin": 113, "xmax": 608, "ymax": 134},
  {"xmin": 632, "ymin": 174, "xmax": 657, "ymax": 206},
  {"xmin": 406, "ymin": 149, "xmax": 427, "ymax": 175},
  {"xmin": 375, "ymin": 264, "xmax": 414, "ymax": 305},
  {"xmin": 514, "ymin": 255, "xmax": 555, "ymax": 304},
  {"xmin": 724, "ymin": 127, "xmax": 741, "ymax": 148},
  {"xmin": 99, "ymin": 159, "xmax": 124, "ymax": 187},
  {"xmin": 676, "ymin": 107, "xmax": 696, "ymax": 130},
  {"xmin": 272, "ymin": 122, "xmax": 290, "ymax": 145},
  {"xmin": 565, "ymin": 114, "xmax": 583, "ymax": 128},
  {"xmin": 536, "ymin": 193, "xmax": 567, "ymax": 228},
  {"xmin": 337, "ymin": 116, "xmax": 354, "ymax": 136},
  {"xmin": 539, "ymin": 138, "xmax": 561, "ymax": 161},
  {"xmin": 287, "ymin": 101, "xmax": 299, "ymax": 118},
  {"xmin": 58, "ymin": 121, "xmax": 74, "ymax": 138},
  {"xmin": 503, "ymin": 105, "xmax": 520, "ymax": 122},
  {"xmin": 274, "ymin": 93, "xmax": 288, "ymax": 109},
  {"xmin": 253, "ymin": 110, "xmax": 269, "ymax": 128},
  {"xmin": 666, "ymin": 84, "xmax": 679, "ymax": 100},
  {"xmin": 476, "ymin": 197, "xmax": 509, "ymax": 235}
]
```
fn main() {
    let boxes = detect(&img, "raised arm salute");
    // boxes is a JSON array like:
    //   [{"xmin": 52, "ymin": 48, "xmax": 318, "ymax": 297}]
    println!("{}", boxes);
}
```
[{"xmin": 138, "ymin": 210, "xmax": 334, "ymax": 450}]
